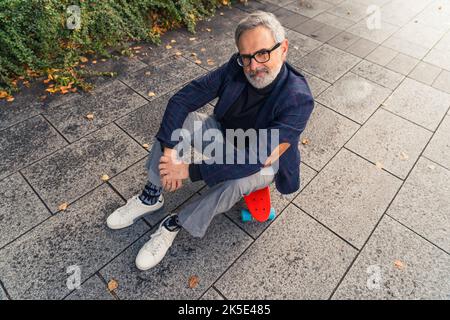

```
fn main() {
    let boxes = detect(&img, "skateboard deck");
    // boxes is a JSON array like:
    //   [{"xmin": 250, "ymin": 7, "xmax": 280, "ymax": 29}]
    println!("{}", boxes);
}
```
[{"xmin": 241, "ymin": 186, "xmax": 275, "ymax": 222}]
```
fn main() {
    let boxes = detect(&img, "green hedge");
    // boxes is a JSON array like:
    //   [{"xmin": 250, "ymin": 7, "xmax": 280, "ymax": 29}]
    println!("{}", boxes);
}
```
[{"xmin": 0, "ymin": 0, "xmax": 238, "ymax": 96}]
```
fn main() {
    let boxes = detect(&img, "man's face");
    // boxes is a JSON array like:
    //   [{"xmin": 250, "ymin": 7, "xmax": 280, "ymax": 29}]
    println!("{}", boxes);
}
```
[{"xmin": 237, "ymin": 25, "xmax": 288, "ymax": 89}]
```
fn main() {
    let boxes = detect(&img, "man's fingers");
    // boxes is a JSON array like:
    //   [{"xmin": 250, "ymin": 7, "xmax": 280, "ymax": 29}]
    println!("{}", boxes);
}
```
[
  {"xmin": 174, "ymin": 179, "xmax": 182, "ymax": 191},
  {"xmin": 158, "ymin": 163, "xmax": 167, "ymax": 171},
  {"xmin": 159, "ymin": 169, "xmax": 169, "ymax": 176},
  {"xmin": 159, "ymin": 156, "xmax": 169, "ymax": 163}
]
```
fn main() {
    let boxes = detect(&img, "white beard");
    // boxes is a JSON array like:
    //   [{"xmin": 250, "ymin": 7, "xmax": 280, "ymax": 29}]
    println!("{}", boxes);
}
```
[{"xmin": 244, "ymin": 62, "xmax": 283, "ymax": 89}]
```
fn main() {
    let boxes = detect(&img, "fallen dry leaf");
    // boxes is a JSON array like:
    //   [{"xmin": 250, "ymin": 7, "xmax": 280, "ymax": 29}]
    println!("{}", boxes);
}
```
[
  {"xmin": 375, "ymin": 162, "xmax": 384, "ymax": 170},
  {"xmin": 206, "ymin": 28, "xmax": 211, "ymax": 32},
  {"xmin": 394, "ymin": 260, "xmax": 405, "ymax": 270},
  {"xmin": 142, "ymin": 143, "xmax": 150, "ymax": 150},
  {"xmin": 171, "ymin": 39, "xmax": 176, "ymax": 43},
  {"xmin": 301, "ymin": 138, "xmax": 310, "ymax": 145},
  {"xmin": 86, "ymin": 113, "xmax": 94, "ymax": 120},
  {"xmin": 92, "ymin": 60, "xmax": 97, "ymax": 64},
  {"xmin": 101, "ymin": 174, "xmax": 109, "ymax": 182},
  {"xmin": 165, "ymin": 45, "xmax": 172, "ymax": 50},
  {"xmin": 200, "ymin": 48, "xmax": 206, "ymax": 52},
  {"xmin": 80, "ymin": 56, "xmax": 88, "ymax": 63},
  {"xmin": 58, "ymin": 202, "xmax": 68, "ymax": 211},
  {"xmin": 108, "ymin": 279, "xmax": 118, "ymax": 291},
  {"xmin": 194, "ymin": 60, "xmax": 202, "ymax": 64},
  {"xmin": 399, "ymin": 151, "xmax": 409, "ymax": 161},
  {"xmin": 188, "ymin": 275, "xmax": 199, "ymax": 289},
  {"xmin": 148, "ymin": 91, "xmax": 156, "ymax": 97},
  {"xmin": 175, "ymin": 51, "xmax": 182, "ymax": 56},
  {"xmin": 6, "ymin": 96, "xmax": 14, "ymax": 102},
  {"xmin": 0, "ymin": 91, "xmax": 8, "ymax": 98},
  {"xmin": 145, "ymin": 71, "xmax": 151, "ymax": 76},
  {"xmin": 189, "ymin": 37, "xmax": 196, "ymax": 41},
  {"xmin": 191, "ymin": 52, "xmax": 197, "ymax": 57}
]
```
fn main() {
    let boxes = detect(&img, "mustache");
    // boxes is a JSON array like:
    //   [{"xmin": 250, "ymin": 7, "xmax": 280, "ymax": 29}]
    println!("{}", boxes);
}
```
[{"xmin": 249, "ymin": 67, "xmax": 269, "ymax": 77}]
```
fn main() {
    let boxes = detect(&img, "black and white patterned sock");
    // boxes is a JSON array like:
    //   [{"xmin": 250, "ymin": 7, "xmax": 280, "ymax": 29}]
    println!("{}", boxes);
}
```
[
  {"xmin": 163, "ymin": 215, "xmax": 181, "ymax": 232},
  {"xmin": 139, "ymin": 181, "xmax": 162, "ymax": 206}
]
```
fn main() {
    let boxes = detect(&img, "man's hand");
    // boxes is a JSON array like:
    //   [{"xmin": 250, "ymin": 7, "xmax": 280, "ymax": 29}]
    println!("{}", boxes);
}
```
[
  {"xmin": 159, "ymin": 147, "xmax": 189, "ymax": 192},
  {"xmin": 264, "ymin": 142, "xmax": 291, "ymax": 167}
]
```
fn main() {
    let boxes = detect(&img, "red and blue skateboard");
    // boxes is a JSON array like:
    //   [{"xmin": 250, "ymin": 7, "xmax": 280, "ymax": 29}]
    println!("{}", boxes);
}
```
[{"xmin": 241, "ymin": 186, "xmax": 276, "ymax": 222}]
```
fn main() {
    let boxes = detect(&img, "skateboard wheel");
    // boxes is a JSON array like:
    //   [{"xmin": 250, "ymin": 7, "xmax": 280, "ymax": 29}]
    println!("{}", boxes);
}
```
[
  {"xmin": 269, "ymin": 208, "xmax": 276, "ymax": 220},
  {"xmin": 241, "ymin": 209, "xmax": 252, "ymax": 222}
]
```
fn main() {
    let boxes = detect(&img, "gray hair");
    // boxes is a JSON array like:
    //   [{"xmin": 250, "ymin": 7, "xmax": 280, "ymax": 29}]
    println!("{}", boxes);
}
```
[{"xmin": 235, "ymin": 11, "xmax": 286, "ymax": 47}]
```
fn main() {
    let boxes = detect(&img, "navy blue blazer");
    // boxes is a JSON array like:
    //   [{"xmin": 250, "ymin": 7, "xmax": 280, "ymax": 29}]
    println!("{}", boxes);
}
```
[{"xmin": 156, "ymin": 53, "xmax": 314, "ymax": 195}]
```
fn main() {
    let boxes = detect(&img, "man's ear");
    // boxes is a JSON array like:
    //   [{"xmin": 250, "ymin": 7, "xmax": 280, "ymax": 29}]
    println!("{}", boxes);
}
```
[{"xmin": 281, "ymin": 39, "xmax": 288, "ymax": 61}]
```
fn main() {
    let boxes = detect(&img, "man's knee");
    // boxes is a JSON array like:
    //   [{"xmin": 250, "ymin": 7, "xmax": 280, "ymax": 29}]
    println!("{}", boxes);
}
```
[{"xmin": 225, "ymin": 168, "xmax": 275, "ymax": 198}]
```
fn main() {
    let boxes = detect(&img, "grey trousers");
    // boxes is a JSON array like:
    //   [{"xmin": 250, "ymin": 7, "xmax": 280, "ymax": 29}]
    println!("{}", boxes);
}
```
[{"xmin": 144, "ymin": 111, "xmax": 275, "ymax": 238}]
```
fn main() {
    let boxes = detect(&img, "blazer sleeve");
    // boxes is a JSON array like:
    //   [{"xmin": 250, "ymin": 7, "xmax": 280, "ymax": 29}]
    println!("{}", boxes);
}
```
[{"xmin": 155, "ymin": 56, "xmax": 233, "ymax": 148}]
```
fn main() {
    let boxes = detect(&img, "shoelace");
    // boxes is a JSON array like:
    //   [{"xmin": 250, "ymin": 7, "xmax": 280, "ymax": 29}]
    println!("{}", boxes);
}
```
[
  {"xmin": 143, "ymin": 228, "xmax": 168, "ymax": 254},
  {"xmin": 118, "ymin": 196, "xmax": 138, "ymax": 217}
]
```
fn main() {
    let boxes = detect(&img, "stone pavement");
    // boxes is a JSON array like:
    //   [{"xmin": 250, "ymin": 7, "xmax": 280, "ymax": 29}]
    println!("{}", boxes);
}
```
[{"xmin": 1, "ymin": 0, "xmax": 449, "ymax": 300}]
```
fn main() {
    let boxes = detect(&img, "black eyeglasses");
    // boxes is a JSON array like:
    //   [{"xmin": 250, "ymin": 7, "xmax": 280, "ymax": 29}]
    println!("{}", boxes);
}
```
[{"xmin": 236, "ymin": 42, "xmax": 281, "ymax": 67}]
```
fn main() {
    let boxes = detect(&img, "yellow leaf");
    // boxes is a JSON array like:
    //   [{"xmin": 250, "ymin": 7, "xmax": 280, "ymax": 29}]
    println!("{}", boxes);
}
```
[
  {"xmin": 86, "ymin": 113, "xmax": 94, "ymax": 120},
  {"xmin": 0, "ymin": 91, "xmax": 8, "ymax": 98},
  {"xmin": 142, "ymin": 143, "xmax": 150, "ymax": 150},
  {"xmin": 170, "ymin": 40, "xmax": 176, "ymax": 43},
  {"xmin": 58, "ymin": 202, "xmax": 69, "ymax": 211},
  {"xmin": 200, "ymin": 48, "xmax": 206, "ymax": 52},
  {"xmin": 175, "ymin": 52, "xmax": 182, "ymax": 56},
  {"xmin": 165, "ymin": 45, "xmax": 172, "ymax": 50},
  {"xmin": 92, "ymin": 60, "xmax": 97, "ymax": 64},
  {"xmin": 80, "ymin": 56, "xmax": 88, "ymax": 63},
  {"xmin": 108, "ymin": 279, "xmax": 118, "ymax": 291},
  {"xmin": 101, "ymin": 174, "xmax": 109, "ymax": 182},
  {"xmin": 194, "ymin": 60, "xmax": 202, "ymax": 64},
  {"xmin": 206, "ymin": 28, "xmax": 211, "ymax": 32},
  {"xmin": 189, "ymin": 37, "xmax": 196, "ymax": 41},
  {"xmin": 148, "ymin": 91, "xmax": 156, "ymax": 97},
  {"xmin": 191, "ymin": 52, "xmax": 197, "ymax": 57},
  {"xmin": 301, "ymin": 138, "xmax": 310, "ymax": 145},
  {"xmin": 6, "ymin": 96, "xmax": 15, "ymax": 102},
  {"xmin": 188, "ymin": 275, "xmax": 199, "ymax": 289}
]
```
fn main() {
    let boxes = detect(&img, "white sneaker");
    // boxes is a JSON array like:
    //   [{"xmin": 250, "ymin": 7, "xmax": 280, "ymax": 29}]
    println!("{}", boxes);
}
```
[
  {"xmin": 135, "ymin": 215, "xmax": 179, "ymax": 271},
  {"xmin": 106, "ymin": 194, "xmax": 164, "ymax": 230}
]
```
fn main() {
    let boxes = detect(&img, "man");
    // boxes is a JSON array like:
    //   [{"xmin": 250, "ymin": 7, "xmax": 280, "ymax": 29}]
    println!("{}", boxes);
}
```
[{"xmin": 106, "ymin": 11, "xmax": 314, "ymax": 271}]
